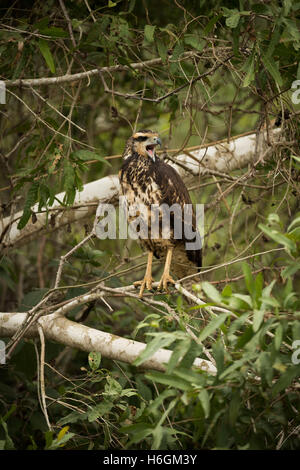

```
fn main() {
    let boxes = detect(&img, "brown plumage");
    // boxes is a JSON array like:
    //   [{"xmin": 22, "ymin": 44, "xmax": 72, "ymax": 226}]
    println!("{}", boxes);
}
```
[{"xmin": 119, "ymin": 130, "xmax": 202, "ymax": 296}]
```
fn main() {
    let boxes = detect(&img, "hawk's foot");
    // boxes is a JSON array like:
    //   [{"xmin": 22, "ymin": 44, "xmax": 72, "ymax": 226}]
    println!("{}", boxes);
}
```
[
  {"xmin": 157, "ymin": 273, "xmax": 175, "ymax": 292},
  {"xmin": 134, "ymin": 275, "xmax": 154, "ymax": 298}
]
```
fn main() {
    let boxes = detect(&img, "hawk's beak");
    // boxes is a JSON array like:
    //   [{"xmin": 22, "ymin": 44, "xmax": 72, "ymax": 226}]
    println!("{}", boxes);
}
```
[{"xmin": 146, "ymin": 136, "xmax": 161, "ymax": 161}]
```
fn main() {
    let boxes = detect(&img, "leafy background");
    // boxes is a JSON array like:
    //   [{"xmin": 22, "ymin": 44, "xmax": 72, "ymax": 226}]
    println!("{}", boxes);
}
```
[{"xmin": 0, "ymin": 0, "xmax": 300, "ymax": 450}]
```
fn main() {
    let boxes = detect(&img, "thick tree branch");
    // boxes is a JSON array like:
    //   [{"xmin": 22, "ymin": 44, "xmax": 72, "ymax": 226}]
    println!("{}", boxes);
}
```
[
  {"xmin": 0, "ymin": 175, "xmax": 119, "ymax": 249},
  {"xmin": 0, "ymin": 311, "xmax": 217, "ymax": 374},
  {"xmin": 0, "ymin": 128, "xmax": 282, "ymax": 249}
]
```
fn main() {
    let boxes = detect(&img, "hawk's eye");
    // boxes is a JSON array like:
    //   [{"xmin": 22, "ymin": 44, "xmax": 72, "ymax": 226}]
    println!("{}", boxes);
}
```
[{"xmin": 136, "ymin": 136, "xmax": 148, "ymax": 142}]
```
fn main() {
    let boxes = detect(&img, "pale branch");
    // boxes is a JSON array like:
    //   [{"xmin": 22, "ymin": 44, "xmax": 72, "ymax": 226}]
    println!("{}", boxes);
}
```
[
  {"xmin": 37, "ymin": 324, "xmax": 52, "ymax": 431},
  {"xmin": 0, "ymin": 175, "xmax": 119, "ymax": 249},
  {"xmin": 0, "ymin": 127, "xmax": 282, "ymax": 249},
  {"xmin": 4, "ymin": 281, "xmax": 215, "ymax": 364},
  {"xmin": 0, "ymin": 311, "xmax": 217, "ymax": 374},
  {"xmin": 4, "ymin": 52, "xmax": 198, "ymax": 88}
]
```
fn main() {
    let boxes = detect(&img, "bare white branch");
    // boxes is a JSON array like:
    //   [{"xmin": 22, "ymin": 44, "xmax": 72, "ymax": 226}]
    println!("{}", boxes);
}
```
[
  {"xmin": 0, "ymin": 128, "xmax": 282, "ymax": 249},
  {"xmin": 0, "ymin": 311, "xmax": 217, "ymax": 375}
]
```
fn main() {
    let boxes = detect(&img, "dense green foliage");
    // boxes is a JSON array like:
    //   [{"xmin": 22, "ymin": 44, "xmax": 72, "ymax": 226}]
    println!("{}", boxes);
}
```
[{"xmin": 0, "ymin": 0, "xmax": 300, "ymax": 450}]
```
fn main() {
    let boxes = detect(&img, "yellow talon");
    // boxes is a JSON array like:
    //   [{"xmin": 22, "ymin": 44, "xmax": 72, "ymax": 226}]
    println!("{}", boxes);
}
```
[
  {"xmin": 157, "ymin": 247, "xmax": 175, "ymax": 292},
  {"xmin": 157, "ymin": 273, "xmax": 175, "ymax": 292},
  {"xmin": 133, "ymin": 252, "xmax": 153, "ymax": 298}
]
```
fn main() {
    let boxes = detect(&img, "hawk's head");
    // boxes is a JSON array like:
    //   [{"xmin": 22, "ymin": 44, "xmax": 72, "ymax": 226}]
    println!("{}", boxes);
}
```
[{"xmin": 123, "ymin": 130, "xmax": 162, "ymax": 161}]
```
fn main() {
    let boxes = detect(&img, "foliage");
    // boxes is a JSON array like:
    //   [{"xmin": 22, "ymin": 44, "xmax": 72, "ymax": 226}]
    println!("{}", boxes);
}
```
[{"xmin": 0, "ymin": 0, "xmax": 300, "ymax": 450}]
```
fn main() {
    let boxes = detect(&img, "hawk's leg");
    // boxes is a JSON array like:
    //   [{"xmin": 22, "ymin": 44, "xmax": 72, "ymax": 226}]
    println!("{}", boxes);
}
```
[
  {"xmin": 157, "ymin": 247, "xmax": 175, "ymax": 292},
  {"xmin": 134, "ymin": 251, "xmax": 154, "ymax": 298}
]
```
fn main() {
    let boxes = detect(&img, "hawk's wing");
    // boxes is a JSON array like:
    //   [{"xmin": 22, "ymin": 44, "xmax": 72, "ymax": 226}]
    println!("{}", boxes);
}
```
[{"xmin": 154, "ymin": 159, "xmax": 202, "ymax": 270}]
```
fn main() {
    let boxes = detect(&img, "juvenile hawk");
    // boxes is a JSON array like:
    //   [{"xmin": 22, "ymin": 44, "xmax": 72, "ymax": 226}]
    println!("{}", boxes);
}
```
[{"xmin": 119, "ymin": 130, "xmax": 202, "ymax": 297}]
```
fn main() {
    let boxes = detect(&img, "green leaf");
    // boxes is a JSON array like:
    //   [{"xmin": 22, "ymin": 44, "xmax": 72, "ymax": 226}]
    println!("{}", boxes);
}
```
[
  {"xmin": 260, "ymin": 295, "xmax": 280, "ymax": 308},
  {"xmin": 257, "ymin": 352, "xmax": 274, "ymax": 386},
  {"xmin": 71, "ymin": 149, "xmax": 111, "ymax": 165},
  {"xmin": 151, "ymin": 424, "xmax": 164, "ymax": 450},
  {"xmin": 144, "ymin": 25, "xmax": 156, "ymax": 43},
  {"xmin": 253, "ymin": 308, "xmax": 265, "ymax": 332},
  {"xmin": 2, "ymin": 404, "xmax": 17, "ymax": 422},
  {"xmin": 58, "ymin": 411, "xmax": 84, "ymax": 426},
  {"xmin": 118, "ymin": 20, "xmax": 129, "ymax": 40},
  {"xmin": 201, "ymin": 410, "xmax": 224, "ymax": 447},
  {"xmin": 167, "ymin": 338, "xmax": 191, "ymax": 373},
  {"xmin": 254, "ymin": 272, "xmax": 263, "ymax": 304},
  {"xmin": 212, "ymin": 341, "xmax": 225, "ymax": 375},
  {"xmin": 47, "ymin": 431, "xmax": 75, "ymax": 449},
  {"xmin": 281, "ymin": 262, "xmax": 300, "ymax": 280},
  {"xmin": 259, "ymin": 223, "xmax": 297, "ymax": 255},
  {"xmin": 119, "ymin": 422, "xmax": 153, "ymax": 442},
  {"xmin": 242, "ymin": 49, "xmax": 256, "ymax": 87},
  {"xmin": 169, "ymin": 41, "xmax": 184, "ymax": 73},
  {"xmin": 104, "ymin": 376, "xmax": 123, "ymax": 397},
  {"xmin": 222, "ymin": 284, "xmax": 232, "ymax": 298},
  {"xmin": 184, "ymin": 34, "xmax": 205, "ymax": 52},
  {"xmin": 156, "ymin": 39, "xmax": 168, "ymax": 63},
  {"xmin": 203, "ymin": 14, "xmax": 222, "ymax": 35},
  {"xmin": 261, "ymin": 54, "xmax": 282, "ymax": 86},
  {"xmin": 38, "ymin": 39, "xmax": 56, "ymax": 73},
  {"xmin": 87, "ymin": 401, "xmax": 114, "ymax": 422},
  {"xmin": 128, "ymin": 0, "xmax": 136, "ymax": 13},
  {"xmin": 242, "ymin": 263, "xmax": 255, "ymax": 297},
  {"xmin": 39, "ymin": 27, "xmax": 68, "ymax": 38},
  {"xmin": 228, "ymin": 312, "xmax": 250, "ymax": 337},
  {"xmin": 145, "ymin": 371, "xmax": 192, "ymax": 391},
  {"xmin": 291, "ymin": 154, "xmax": 300, "ymax": 164},
  {"xmin": 44, "ymin": 431, "xmax": 53, "ymax": 449},
  {"xmin": 226, "ymin": 12, "xmax": 240, "ymax": 28},
  {"xmin": 173, "ymin": 367, "xmax": 205, "ymax": 386},
  {"xmin": 0, "ymin": 418, "xmax": 14, "ymax": 450},
  {"xmin": 265, "ymin": 24, "xmax": 282, "ymax": 59},
  {"xmin": 287, "ymin": 213, "xmax": 300, "ymax": 232},
  {"xmin": 88, "ymin": 351, "xmax": 101, "ymax": 370},
  {"xmin": 201, "ymin": 281, "xmax": 222, "ymax": 303},
  {"xmin": 219, "ymin": 353, "xmax": 256, "ymax": 379},
  {"xmin": 198, "ymin": 313, "xmax": 229, "ymax": 342},
  {"xmin": 133, "ymin": 333, "xmax": 179, "ymax": 367},
  {"xmin": 232, "ymin": 293, "xmax": 253, "ymax": 308},
  {"xmin": 147, "ymin": 389, "xmax": 177, "ymax": 415},
  {"xmin": 271, "ymin": 365, "xmax": 300, "ymax": 396},
  {"xmin": 223, "ymin": 8, "xmax": 241, "ymax": 28},
  {"xmin": 198, "ymin": 389, "xmax": 210, "ymax": 418},
  {"xmin": 274, "ymin": 323, "xmax": 283, "ymax": 351},
  {"xmin": 120, "ymin": 388, "xmax": 137, "ymax": 398},
  {"xmin": 261, "ymin": 279, "xmax": 276, "ymax": 298},
  {"xmin": 17, "ymin": 182, "xmax": 39, "ymax": 230}
]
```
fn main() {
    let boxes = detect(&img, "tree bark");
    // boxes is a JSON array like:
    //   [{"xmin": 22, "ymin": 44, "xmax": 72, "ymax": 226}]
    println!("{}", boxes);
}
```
[{"xmin": 0, "ymin": 311, "xmax": 217, "ymax": 374}]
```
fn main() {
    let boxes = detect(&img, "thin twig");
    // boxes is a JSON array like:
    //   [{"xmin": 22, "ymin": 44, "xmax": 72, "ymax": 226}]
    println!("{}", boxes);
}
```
[
  {"xmin": 59, "ymin": 0, "xmax": 77, "ymax": 48},
  {"xmin": 37, "ymin": 324, "xmax": 52, "ymax": 430},
  {"xmin": 5, "ymin": 52, "xmax": 198, "ymax": 88}
]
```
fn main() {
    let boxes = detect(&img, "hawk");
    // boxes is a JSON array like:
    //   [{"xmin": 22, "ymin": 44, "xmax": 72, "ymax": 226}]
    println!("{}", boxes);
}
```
[{"xmin": 119, "ymin": 130, "xmax": 202, "ymax": 297}]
